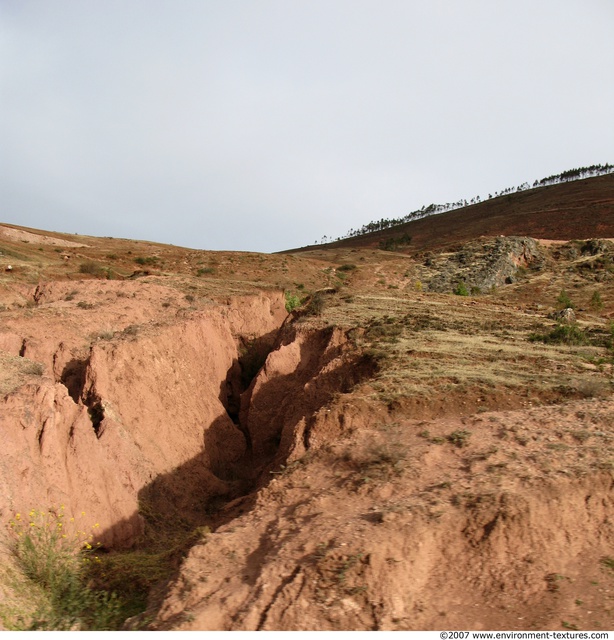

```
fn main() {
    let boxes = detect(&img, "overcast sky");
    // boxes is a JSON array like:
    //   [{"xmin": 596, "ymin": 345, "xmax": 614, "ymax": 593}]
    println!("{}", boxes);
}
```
[{"xmin": 1, "ymin": 1, "xmax": 613, "ymax": 252}]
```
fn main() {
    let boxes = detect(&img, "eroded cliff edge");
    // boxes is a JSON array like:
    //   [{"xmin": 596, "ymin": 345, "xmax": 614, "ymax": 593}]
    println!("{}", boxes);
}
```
[{"xmin": 0, "ymin": 281, "xmax": 287, "ymax": 547}]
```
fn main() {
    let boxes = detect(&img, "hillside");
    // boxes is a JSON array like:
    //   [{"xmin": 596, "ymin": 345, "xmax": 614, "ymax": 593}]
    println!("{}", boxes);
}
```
[
  {"xmin": 0, "ymin": 176, "xmax": 613, "ymax": 631},
  {"xmin": 287, "ymin": 173, "xmax": 614, "ymax": 254}
]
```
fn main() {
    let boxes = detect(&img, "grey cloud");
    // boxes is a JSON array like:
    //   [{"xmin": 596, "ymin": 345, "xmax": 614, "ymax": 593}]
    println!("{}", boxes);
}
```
[{"xmin": 1, "ymin": 0, "xmax": 613, "ymax": 251}]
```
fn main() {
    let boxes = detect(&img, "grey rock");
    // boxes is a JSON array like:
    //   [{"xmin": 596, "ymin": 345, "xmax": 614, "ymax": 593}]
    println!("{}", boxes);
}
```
[
  {"xmin": 418, "ymin": 236, "xmax": 545, "ymax": 294},
  {"xmin": 549, "ymin": 308, "xmax": 576, "ymax": 324}
]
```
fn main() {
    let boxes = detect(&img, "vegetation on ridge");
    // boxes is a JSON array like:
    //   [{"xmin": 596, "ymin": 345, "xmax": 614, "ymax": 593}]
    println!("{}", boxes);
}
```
[{"xmin": 315, "ymin": 163, "xmax": 614, "ymax": 245}]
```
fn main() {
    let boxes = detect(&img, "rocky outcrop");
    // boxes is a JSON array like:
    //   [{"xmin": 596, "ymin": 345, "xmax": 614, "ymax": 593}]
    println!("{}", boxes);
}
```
[
  {"xmin": 419, "ymin": 236, "xmax": 545, "ymax": 293},
  {"xmin": 549, "ymin": 308, "xmax": 576, "ymax": 324}
]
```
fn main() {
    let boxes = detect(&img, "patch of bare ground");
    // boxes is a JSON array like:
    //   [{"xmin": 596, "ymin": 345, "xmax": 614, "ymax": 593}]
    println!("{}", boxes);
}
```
[{"xmin": 153, "ymin": 396, "xmax": 614, "ymax": 631}]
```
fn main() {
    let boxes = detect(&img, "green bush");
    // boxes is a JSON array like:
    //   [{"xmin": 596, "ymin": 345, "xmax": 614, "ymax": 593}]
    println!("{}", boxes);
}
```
[
  {"xmin": 446, "ymin": 430, "xmax": 471, "ymax": 448},
  {"xmin": 453, "ymin": 282, "xmax": 469, "ymax": 296},
  {"xmin": 379, "ymin": 233, "xmax": 412, "ymax": 252},
  {"xmin": 591, "ymin": 290, "xmax": 604, "ymax": 311},
  {"xmin": 557, "ymin": 289, "xmax": 574, "ymax": 309},
  {"xmin": 284, "ymin": 291, "xmax": 301, "ymax": 312},
  {"xmin": 529, "ymin": 324, "xmax": 588, "ymax": 346}
]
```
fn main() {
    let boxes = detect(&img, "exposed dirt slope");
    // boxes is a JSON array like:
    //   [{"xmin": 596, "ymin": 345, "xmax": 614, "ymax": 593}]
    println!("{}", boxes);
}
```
[
  {"xmin": 155, "ymin": 397, "xmax": 614, "ymax": 631},
  {"xmin": 0, "ymin": 278, "xmax": 286, "ymax": 547}
]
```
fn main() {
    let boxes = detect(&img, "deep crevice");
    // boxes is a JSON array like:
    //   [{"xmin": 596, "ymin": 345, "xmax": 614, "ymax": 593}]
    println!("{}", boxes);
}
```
[
  {"xmin": 74, "ymin": 319, "xmax": 383, "ymax": 629},
  {"xmin": 60, "ymin": 358, "xmax": 88, "ymax": 403},
  {"xmin": 83, "ymin": 390, "xmax": 105, "ymax": 438},
  {"xmin": 220, "ymin": 330, "xmax": 279, "ymax": 449}
]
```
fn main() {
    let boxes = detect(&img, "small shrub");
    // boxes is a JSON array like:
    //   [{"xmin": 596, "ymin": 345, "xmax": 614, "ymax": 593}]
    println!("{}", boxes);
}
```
[
  {"xmin": 196, "ymin": 267, "xmax": 215, "ymax": 276},
  {"xmin": 470, "ymin": 286, "xmax": 481, "ymax": 295},
  {"xmin": 379, "ymin": 233, "xmax": 412, "ymax": 252},
  {"xmin": 304, "ymin": 291, "xmax": 326, "ymax": 316},
  {"xmin": 446, "ymin": 430, "xmax": 471, "ymax": 448},
  {"xmin": 105, "ymin": 254, "xmax": 118, "ymax": 260},
  {"xmin": 453, "ymin": 282, "xmax": 469, "ymax": 296},
  {"xmin": 529, "ymin": 324, "xmax": 588, "ymax": 346},
  {"xmin": 284, "ymin": 291, "xmax": 301, "ymax": 313},
  {"xmin": 576, "ymin": 379, "xmax": 608, "ymax": 398},
  {"xmin": 122, "ymin": 324, "xmax": 139, "ymax": 337},
  {"xmin": 134, "ymin": 256, "xmax": 159, "ymax": 266},
  {"xmin": 591, "ymin": 290, "xmax": 604, "ymax": 310},
  {"xmin": 22, "ymin": 361, "xmax": 44, "ymax": 376},
  {"xmin": 337, "ymin": 264, "xmax": 357, "ymax": 272},
  {"xmin": 76, "ymin": 301, "xmax": 94, "ymax": 310},
  {"xmin": 346, "ymin": 441, "xmax": 407, "ymax": 479},
  {"xmin": 94, "ymin": 331, "xmax": 115, "ymax": 341},
  {"xmin": 557, "ymin": 289, "xmax": 574, "ymax": 309},
  {"xmin": 79, "ymin": 262, "xmax": 104, "ymax": 276}
]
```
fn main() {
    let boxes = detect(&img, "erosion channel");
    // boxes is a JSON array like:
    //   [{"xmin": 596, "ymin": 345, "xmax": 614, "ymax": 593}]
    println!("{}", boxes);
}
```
[{"xmin": 0, "ymin": 288, "xmax": 375, "ymax": 623}]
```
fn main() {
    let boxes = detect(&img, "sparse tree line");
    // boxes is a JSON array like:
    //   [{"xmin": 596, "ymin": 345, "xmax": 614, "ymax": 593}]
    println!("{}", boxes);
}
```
[{"xmin": 313, "ymin": 163, "xmax": 614, "ymax": 245}]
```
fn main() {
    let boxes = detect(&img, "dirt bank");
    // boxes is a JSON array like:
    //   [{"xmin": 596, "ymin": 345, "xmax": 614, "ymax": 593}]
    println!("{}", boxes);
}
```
[
  {"xmin": 153, "ymin": 397, "xmax": 614, "ymax": 631},
  {"xmin": 0, "ymin": 283, "xmax": 286, "ymax": 547}
]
